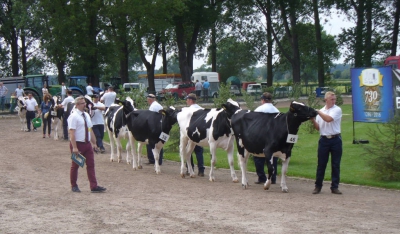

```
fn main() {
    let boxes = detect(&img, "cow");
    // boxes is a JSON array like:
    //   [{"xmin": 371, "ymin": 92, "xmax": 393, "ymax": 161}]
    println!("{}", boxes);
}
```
[
  {"xmin": 104, "ymin": 97, "xmax": 136, "ymax": 164},
  {"xmin": 49, "ymin": 96, "xmax": 64, "ymax": 140},
  {"xmin": 176, "ymin": 99, "xmax": 240, "ymax": 182},
  {"xmin": 230, "ymin": 101, "xmax": 318, "ymax": 192},
  {"xmin": 16, "ymin": 96, "xmax": 28, "ymax": 131},
  {"xmin": 123, "ymin": 103, "xmax": 180, "ymax": 174}
]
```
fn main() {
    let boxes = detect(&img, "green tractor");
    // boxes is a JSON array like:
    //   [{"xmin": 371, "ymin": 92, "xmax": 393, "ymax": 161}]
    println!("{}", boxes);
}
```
[{"xmin": 23, "ymin": 75, "xmax": 61, "ymax": 103}]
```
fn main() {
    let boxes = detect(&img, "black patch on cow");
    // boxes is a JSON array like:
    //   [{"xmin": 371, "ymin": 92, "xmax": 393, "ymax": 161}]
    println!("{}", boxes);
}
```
[
  {"xmin": 186, "ymin": 109, "xmax": 212, "ymax": 143},
  {"xmin": 211, "ymin": 109, "xmax": 232, "ymax": 141}
]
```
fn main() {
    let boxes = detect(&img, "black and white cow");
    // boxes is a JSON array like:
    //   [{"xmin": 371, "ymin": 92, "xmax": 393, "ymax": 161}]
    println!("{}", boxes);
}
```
[
  {"xmin": 49, "ymin": 96, "xmax": 64, "ymax": 140},
  {"xmin": 16, "ymin": 96, "xmax": 28, "ymax": 131},
  {"xmin": 104, "ymin": 97, "xmax": 136, "ymax": 164},
  {"xmin": 123, "ymin": 104, "xmax": 180, "ymax": 174},
  {"xmin": 230, "ymin": 101, "xmax": 318, "ymax": 192},
  {"xmin": 176, "ymin": 99, "xmax": 240, "ymax": 182}
]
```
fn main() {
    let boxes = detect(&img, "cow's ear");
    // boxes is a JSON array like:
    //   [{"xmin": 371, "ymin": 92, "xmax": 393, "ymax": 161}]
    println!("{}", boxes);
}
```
[
  {"xmin": 160, "ymin": 110, "xmax": 166, "ymax": 116},
  {"xmin": 221, "ymin": 104, "xmax": 227, "ymax": 110}
]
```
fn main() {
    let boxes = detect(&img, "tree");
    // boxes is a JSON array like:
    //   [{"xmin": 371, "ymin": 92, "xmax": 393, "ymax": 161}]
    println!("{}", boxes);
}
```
[{"xmin": 390, "ymin": 0, "xmax": 400, "ymax": 56}]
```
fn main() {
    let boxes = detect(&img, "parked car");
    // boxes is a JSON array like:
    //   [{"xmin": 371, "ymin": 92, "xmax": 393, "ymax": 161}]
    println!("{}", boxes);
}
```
[
  {"xmin": 230, "ymin": 85, "xmax": 241, "ymax": 96},
  {"xmin": 246, "ymin": 84, "xmax": 262, "ymax": 95},
  {"xmin": 157, "ymin": 81, "xmax": 195, "ymax": 100}
]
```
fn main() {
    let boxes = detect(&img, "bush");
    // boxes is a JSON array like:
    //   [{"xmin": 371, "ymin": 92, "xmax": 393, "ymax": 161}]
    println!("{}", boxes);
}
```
[
  {"xmin": 213, "ymin": 83, "xmax": 236, "ymax": 108},
  {"xmin": 363, "ymin": 116, "xmax": 400, "ymax": 181}
]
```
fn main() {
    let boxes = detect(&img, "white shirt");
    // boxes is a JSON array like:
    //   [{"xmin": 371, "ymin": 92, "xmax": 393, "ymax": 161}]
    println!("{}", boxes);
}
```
[
  {"xmin": 149, "ymin": 101, "xmax": 163, "ymax": 112},
  {"xmin": 195, "ymin": 82, "xmax": 202, "ymax": 91},
  {"xmin": 91, "ymin": 102, "xmax": 105, "ymax": 125},
  {"xmin": 316, "ymin": 105, "xmax": 342, "ymax": 135},
  {"xmin": 15, "ymin": 88, "xmax": 24, "ymax": 97},
  {"xmin": 101, "ymin": 92, "xmax": 117, "ymax": 107},
  {"xmin": 61, "ymin": 85, "xmax": 67, "ymax": 95},
  {"xmin": 61, "ymin": 96, "xmax": 75, "ymax": 111},
  {"xmin": 68, "ymin": 109, "xmax": 93, "ymax": 142},
  {"xmin": 25, "ymin": 97, "xmax": 38, "ymax": 111},
  {"xmin": 187, "ymin": 103, "xmax": 203, "ymax": 110},
  {"xmin": 254, "ymin": 103, "xmax": 279, "ymax": 113},
  {"xmin": 86, "ymin": 85, "xmax": 94, "ymax": 95}
]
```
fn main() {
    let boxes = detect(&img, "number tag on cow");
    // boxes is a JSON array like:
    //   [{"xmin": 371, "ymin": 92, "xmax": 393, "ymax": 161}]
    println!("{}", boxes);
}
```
[
  {"xmin": 51, "ymin": 111, "xmax": 57, "ymax": 116},
  {"xmin": 286, "ymin": 134, "xmax": 298, "ymax": 143},
  {"xmin": 159, "ymin": 132, "xmax": 170, "ymax": 142}
]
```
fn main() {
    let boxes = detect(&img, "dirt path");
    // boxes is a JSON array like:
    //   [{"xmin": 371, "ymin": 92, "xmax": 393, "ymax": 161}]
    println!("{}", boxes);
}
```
[{"xmin": 1, "ymin": 113, "xmax": 399, "ymax": 233}]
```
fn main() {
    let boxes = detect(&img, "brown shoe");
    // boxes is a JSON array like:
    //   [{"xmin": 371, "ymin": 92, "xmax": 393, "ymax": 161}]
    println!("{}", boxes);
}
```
[
  {"xmin": 331, "ymin": 188, "xmax": 342, "ymax": 194},
  {"xmin": 312, "ymin": 187, "xmax": 321, "ymax": 194}
]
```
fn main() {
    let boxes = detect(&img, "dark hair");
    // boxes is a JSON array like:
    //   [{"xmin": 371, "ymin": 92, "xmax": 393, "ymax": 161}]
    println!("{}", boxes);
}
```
[{"xmin": 67, "ymin": 89, "xmax": 73, "ymax": 95}]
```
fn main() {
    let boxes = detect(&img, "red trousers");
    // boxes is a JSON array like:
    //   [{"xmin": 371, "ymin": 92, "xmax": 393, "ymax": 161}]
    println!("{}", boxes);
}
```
[{"xmin": 69, "ymin": 142, "xmax": 97, "ymax": 189}]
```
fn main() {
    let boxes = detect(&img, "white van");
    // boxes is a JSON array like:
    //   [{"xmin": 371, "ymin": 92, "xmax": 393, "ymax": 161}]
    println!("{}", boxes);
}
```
[
  {"xmin": 191, "ymin": 72, "xmax": 220, "ymax": 98},
  {"xmin": 123, "ymin": 83, "xmax": 146, "ymax": 92}
]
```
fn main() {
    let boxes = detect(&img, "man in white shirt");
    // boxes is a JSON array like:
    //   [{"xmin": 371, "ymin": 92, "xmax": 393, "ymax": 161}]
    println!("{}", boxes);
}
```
[
  {"xmin": 254, "ymin": 92, "xmax": 280, "ymax": 184},
  {"xmin": 100, "ymin": 86, "xmax": 117, "ymax": 111},
  {"xmin": 146, "ymin": 94, "xmax": 164, "ymax": 164},
  {"xmin": 86, "ymin": 83, "xmax": 94, "ymax": 97},
  {"xmin": 61, "ymin": 82, "xmax": 67, "ymax": 100},
  {"xmin": 25, "ymin": 92, "xmax": 39, "ymax": 132},
  {"xmin": 15, "ymin": 85, "xmax": 25, "ymax": 98},
  {"xmin": 59, "ymin": 90, "xmax": 75, "ymax": 140},
  {"xmin": 0, "ymin": 82, "xmax": 8, "ymax": 112},
  {"xmin": 68, "ymin": 96, "xmax": 106, "ymax": 193},
  {"xmin": 91, "ymin": 94, "xmax": 106, "ymax": 153},
  {"xmin": 195, "ymin": 80, "xmax": 202, "ymax": 99},
  {"xmin": 184, "ymin": 93, "xmax": 205, "ymax": 176}
]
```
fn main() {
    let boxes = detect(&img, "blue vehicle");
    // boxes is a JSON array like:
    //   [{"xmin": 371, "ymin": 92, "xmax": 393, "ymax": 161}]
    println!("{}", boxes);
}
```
[{"xmin": 67, "ymin": 76, "xmax": 103, "ymax": 97}]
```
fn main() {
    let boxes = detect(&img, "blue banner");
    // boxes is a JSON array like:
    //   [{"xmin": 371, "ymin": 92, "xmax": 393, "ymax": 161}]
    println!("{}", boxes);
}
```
[{"xmin": 351, "ymin": 67, "xmax": 394, "ymax": 123}]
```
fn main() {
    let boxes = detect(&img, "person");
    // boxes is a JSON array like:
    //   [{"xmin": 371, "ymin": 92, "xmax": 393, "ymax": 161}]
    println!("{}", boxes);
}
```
[
  {"xmin": 15, "ymin": 85, "xmax": 25, "ymax": 98},
  {"xmin": 184, "ymin": 93, "xmax": 205, "ymax": 176},
  {"xmin": 195, "ymin": 80, "xmax": 202, "ymax": 99},
  {"xmin": 146, "ymin": 94, "xmax": 164, "ymax": 165},
  {"xmin": 61, "ymin": 82, "xmax": 67, "ymax": 100},
  {"xmin": 0, "ymin": 82, "xmax": 8, "ymax": 112},
  {"xmin": 86, "ymin": 82, "xmax": 94, "ymax": 97},
  {"xmin": 40, "ymin": 94, "xmax": 53, "ymax": 138},
  {"xmin": 25, "ymin": 92, "xmax": 39, "ymax": 132},
  {"xmin": 253, "ymin": 92, "xmax": 280, "ymax": 184},
  {"xmin": 310, "ymin": 91, "xmax": 343, "ymax": 195},
  {"xmin": 59, "ymin": 89, "xmax": 74, "ymax": 140},
  {"xmin": 68, "ymin": 96, "xmax": 106, "ymax": 193},
  {"xmin": 42, "ymin": 84, "xmax": 48, "ymax": 96},
  {"xmin": 202, "ymin": 79, "xmax": 210, "ymax": 102},
  {"xmin": 91, "ymin": 94, "xmax": 106, "ymax": 153},
  {"xmin": 100, "ymin": 86, "xmax": 116, "ymax": 111}
]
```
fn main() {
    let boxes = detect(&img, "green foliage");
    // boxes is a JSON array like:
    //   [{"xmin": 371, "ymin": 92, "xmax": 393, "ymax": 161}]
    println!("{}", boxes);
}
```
[
  {"xmin": 303, "ymin": 93, "xmax": 321, "ymax": 134},
  {"xmin": 118, "ymin": 88, "xmax": 148, "ymax": 109},
  {"xmin": 363, "ymin": 117, "xmax": 400, "ymax": 181},
  {"xmin": 163, "ymin": 125, "xmax": 181, "ymax": 153},
  {"xmin": 241, "ymin": 90, "xmax": 257, "ymax": 111},
  {"xmin": 213, "ymin": 83, "xmax": 236, "ymax": 108},
  {"xmin": 288, "ymin": 82, "xmax": 301, "ymax": 101}
]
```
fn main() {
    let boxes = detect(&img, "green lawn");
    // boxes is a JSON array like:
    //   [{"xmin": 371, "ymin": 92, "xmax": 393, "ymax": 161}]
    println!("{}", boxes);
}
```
[{"xmin": 103, "ymin": 104, "xmax": 400, "ymax": 190}]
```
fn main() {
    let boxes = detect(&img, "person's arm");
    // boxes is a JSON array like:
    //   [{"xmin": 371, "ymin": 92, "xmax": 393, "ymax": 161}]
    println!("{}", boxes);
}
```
[
  {"xmin": 90, "ymin": 130, "xmax": 98, "ymax": 150},
  {"xmin": 316, "ymin": 109, "xmax": 334, "ymax": 122},
  {"xmin": 310, "ymin": 117, "xmax": 320, "ymax": 131},
  {"xmin": 96, "ymin": 104, "xmax": 106, "ymax": 111},
  {"xmin": 69, "ymin": 129, "xmax": 79, "ymax": 153}
]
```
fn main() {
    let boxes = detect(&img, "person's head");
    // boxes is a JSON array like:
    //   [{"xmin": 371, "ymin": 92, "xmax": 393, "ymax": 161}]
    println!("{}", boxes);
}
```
[
  {"xmin": 185, "ymin": 93, "xmax": 197, "ymax": 105},
  {"xmin": 44, "ymin": 94, "xmax": 52, "ymax": 102},
  {"xmin": 324, "ymin": 91, "xmax": 336, "ymax": 108},
  {"xmin": 146, "ymin": 94, "xmax": 156, "ymax": 104},
  {"xmin": 43, "ymin": 84, "xmax": 47, "ymax": 88},
  {"xmin": 260, "ymin": 92, "xmax": 273, "ymax": 104},
  {"xmin": 67, "ymin": 89, "xmax": 73, "ymax": 96},
  {"xmin": 88, "ymin": 82, "xmax": 92, "ymax": 86},
  {"xmin": 108, "ymin": 86, "xmax": 114, "ymax": 92},
  {"xmin": 61, "ymin": 82, "xmax": 65, "ymax": 86},
  {"xmin": 93, "ymin": 94, "xmax": 99, "ymax": 103},
  {"xmin": 75, "ymin": 96, "xmax": 86, "ymax": 111},
  {"xmin": 18, "ymin": 84, "xmax": 22, "ymax": 89},
  {"xmin": 196, "ymin": 80, "xmax": 199, "ymax": 82},
  {"xmin": 27, "ymin": 92, "xmax": 33, "ymax": 99},
  {"xmin": 0, "ymin": 82, "xmax": 3, "ymax": 86}
]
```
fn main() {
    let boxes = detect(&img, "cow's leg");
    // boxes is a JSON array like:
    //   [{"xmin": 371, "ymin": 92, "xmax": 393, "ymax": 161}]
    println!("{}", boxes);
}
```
[
  {"xmin": 280, "ymin": 157, "xmax": 290, "ymax": 193},
  {"xmin": 108, "ymin": 128, "xmax": 117, "ymax": 162},
  {"xmin": 152, "ymin": 142, "xmax": 164, "ymax": 174},
  {"xmin": 263, "ymin": 150, "xmax": 273, "ymax": 191},
  {"xmin": 133, "ymin": 141, "xmax": 143, "ymax": 170},
  {"xmin": 185, "ymin": 141, "xmax": 197, "ymax": 178},
  {"xmin": 209, "ymin": 143, "xmax": 217, "ymax": 182},
  {"xmin": 226, "ymin": 138, "xmax": 238, "ymax": 183},
  {"xmin": 179, "ymin": 135, "xmax": 189, "ymax": 178},
  {"xmin": 237, "ymin": 145, "xmax": 250, "ymax": 189},
  {"xmin": 115, "ymin": 136, "xmax": 123, "ymax": 163}
]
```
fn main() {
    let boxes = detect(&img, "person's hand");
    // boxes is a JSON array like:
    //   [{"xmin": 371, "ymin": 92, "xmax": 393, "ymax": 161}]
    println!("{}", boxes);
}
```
[
  {"xmin": 91, "ymin": 106, "xmax": 97, "ymax": 110},
  {"xmin": 72, "ymin": 147, "xmax": 79, "ymax": 154}
]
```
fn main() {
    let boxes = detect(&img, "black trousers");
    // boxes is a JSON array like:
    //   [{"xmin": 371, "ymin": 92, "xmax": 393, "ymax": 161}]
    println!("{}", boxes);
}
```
[
  {"xmin": 26, "ymin": 111, "xmax": 36, "ymax": 130},
  {"xmin": 254, "ymin": 156, "xmax": 278, "ymax": 182}
]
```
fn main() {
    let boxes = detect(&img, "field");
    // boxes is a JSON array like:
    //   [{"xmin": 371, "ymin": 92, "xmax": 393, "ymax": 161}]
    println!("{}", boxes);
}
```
[{"xmin": 1, "ymin": 99, "xmax": 400, "ymax": 233}]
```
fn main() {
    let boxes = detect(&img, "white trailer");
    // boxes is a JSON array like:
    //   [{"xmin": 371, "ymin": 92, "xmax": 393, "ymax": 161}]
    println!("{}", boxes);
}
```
[
  {"xmin": 191, "ymin": 72, "xmax": 220, "ymax": 98},
  {"xmin": 138, "ymin": 73, "xmax": 182, "ymax": 93}
]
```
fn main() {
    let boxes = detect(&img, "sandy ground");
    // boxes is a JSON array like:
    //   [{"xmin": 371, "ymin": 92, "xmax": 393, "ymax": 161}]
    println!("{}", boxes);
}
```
[{"xmin": 1, "ymin": 97, "xmax": 400, "ymax": 233}]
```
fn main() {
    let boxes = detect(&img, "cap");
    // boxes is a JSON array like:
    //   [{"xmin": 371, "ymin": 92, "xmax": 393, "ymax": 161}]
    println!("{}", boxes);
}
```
[
  {"xmin": 147, "ymin": 94, "xmax": 156, "ymax": 98},
  {"xmin": 184, "ymin": 93, "xmax": 197, "ymax": 100},
  {"xmin": 93, "ymin": 94, "xmax": 99, "ymax": 98},
  {"xmin": 260, "ymin": 92, "xmax": 273, "ymax": 101}
]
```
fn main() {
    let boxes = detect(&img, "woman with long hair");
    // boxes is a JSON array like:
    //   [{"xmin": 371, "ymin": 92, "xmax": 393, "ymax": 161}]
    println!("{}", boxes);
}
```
[{"xmin": 40, "ymin": 94, "xmax": 53, "ymax": 138}]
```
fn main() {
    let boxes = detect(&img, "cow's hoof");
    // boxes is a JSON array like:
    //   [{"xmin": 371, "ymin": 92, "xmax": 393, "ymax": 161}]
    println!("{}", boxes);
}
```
[
  {"xmin": 263, "ymin": 184, "xmax": 271, "ymax": 190},
  {"xmin": 180, "ymin": 173, "xmax": 185, "ymax": 178},
  {"xmin": 138, "ymin": 165, "xmax": 143, "ymax": 169},
  {"xmin": 132, "ymin": 167, "xmax": 137, "ymax": 171},
  {"xmin": 282, "ymin": 189, "xmax": 289, "ymax": 193},
  {"xmin": 242, "ymin": 184, "xmax": 248, "ymax": 189},
  {"xmin": 232, "ymin": 178, "xmax": 239, "ymax": 183},
  {"xmin": 190, "ymin": 174, "xmax": 196, "ymax": 178},
  {"xmin": 126, "ymin": 161, "xmax": 131, "ymax": 165},
  {"xmin": 209, "ymin": 177, "xmax": 215, "ymax": 182},
  {"xmin": 155, "ymin": 171, "xmax": 161, "ymax": 175},
  {"xmin": 110, "ymin": 159, "xmax": 114, "ymax": 162}
]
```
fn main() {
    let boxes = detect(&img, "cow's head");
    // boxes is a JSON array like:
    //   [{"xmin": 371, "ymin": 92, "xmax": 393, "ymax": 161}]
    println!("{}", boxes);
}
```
[
  {"xmin": 17, "ymin": 96, "xmax": 27, "ymax": 108},
  {"xmin": 289, "ymin": 101, "xmax": 318, "ymax": 121},
  {"xmin": 160, "ymin": 106, "xmax": 181, "ymax": 133},
  {"xmin": 84, "ymin": 95, "xmax": 95, "ymax": 116},
  {"xmin": 222, "ymin": 98, "xmax": 241, "ymax": 118}
]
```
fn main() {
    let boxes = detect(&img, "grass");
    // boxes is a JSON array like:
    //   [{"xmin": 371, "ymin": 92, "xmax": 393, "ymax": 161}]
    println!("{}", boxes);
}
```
[{"xmin": 103, "ymin": 104, "xmax": 400, "ymax": 190}]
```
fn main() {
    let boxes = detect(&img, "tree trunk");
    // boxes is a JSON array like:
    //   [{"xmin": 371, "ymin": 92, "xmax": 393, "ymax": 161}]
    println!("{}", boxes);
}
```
[
  {"xmin": 137, "ymin": 29, "xmax": 160, "ymax": 93},
  {"xmin": 313, "ymin": 0, "xmax": 324, "ymax": 87},
  {"xmin": 211, "ymin": 24, "xmax": 217, "ymax": 72},
  {"xmin": 288, "ymin": 4, "xmax": 301, "ymax": 84},
  {"xmin": 266, "ymin": 0, "xmax": 273, "ymax": 87},
  {"xmin": 119, "ymin": 40, "xmax": 129, "ymax": 85},
  {"xmin": 56, "ymin": 61, "xmax": 66, "ymax": 84},
  {"xmin": 391, "ymin": 0, "xmax": 400, "ymax": 56},
  {"xmin": 162, "ymin": 39, "xmax": 168, "ymax": 74},
  {"xmin": 176, "ymin": 23, "xmax": 191, "ymax": 82},
  {"xmin": 364, "ymin": 0, "xmax": 372, "ymax": 67},
  {"xmin": 21, "ymin": 32, "xmax": 27, "ymax": 76},
  {"xmin": 10, "ymin": 27, "xmax": 19, "ymax": 76},
  {"xmin": 353, "ymin": 1, "xmax": 365, "ymax": 67}
]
